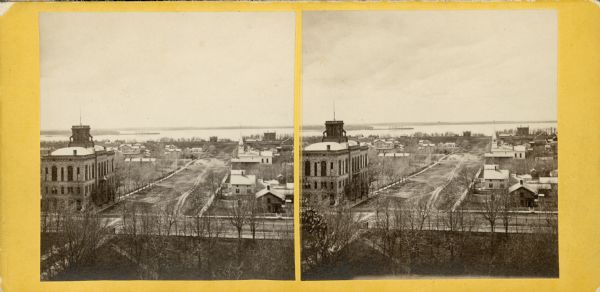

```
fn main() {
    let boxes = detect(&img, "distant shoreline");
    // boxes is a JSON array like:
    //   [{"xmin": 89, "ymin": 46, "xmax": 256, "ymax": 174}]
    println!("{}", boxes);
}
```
[
  {"xmin": 40, "ymin": 120, "xmax": 556, "ymax": 135},
  {"xmin": 301, "ymin": 120, "xmax": 556, "ymax": 131}
]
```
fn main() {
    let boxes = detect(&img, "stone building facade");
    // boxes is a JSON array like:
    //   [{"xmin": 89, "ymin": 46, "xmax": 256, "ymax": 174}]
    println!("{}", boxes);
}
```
[
  {"xmin": 302, "ymin": 120, "xmax": 369, "ymax": 206},
  {"xmin": 41, "ymin": 125, "xmax": 116, "ymax": 211}
]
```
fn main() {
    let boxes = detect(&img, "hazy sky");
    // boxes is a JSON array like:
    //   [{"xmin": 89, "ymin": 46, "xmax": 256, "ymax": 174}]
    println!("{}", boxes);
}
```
[
  {"xmin": 302, "ymin": 10, "xmax": 557, "ymax": 125},
  {"xmin": 41, "ymin": 12, "xmax": 295, "ymax": 130}
]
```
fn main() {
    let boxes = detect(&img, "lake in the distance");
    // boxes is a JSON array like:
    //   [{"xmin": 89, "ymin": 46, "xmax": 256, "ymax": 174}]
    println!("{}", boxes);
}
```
[
  {"xmin": 301, "ymin": 122, "xmax": 557, "ymax": 138},
  {"xmin": 40, "ymin": 122, "xmax": 556, "ymax": 142}
]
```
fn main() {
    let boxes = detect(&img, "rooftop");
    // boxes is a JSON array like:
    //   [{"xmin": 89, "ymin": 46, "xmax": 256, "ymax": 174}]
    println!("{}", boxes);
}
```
[
  {"xmin": 509, "ymin": 182, "xmax": 538, "ymax": 194},
  {"xmin": 230, "ymin": 173, "xmax": 256, "ymax": 185},
  {"xmin": 539, "ymin": 177, "xmax": 558, "ymax": 184},
  {"xmin": 232, "ymin": 157, "xmax": 262, "ymax": 163},
  {"xmin": 378, "ymin": 152, "xmax": 410, "ymax": 157},
  {"xmin": 484, "ymin": 152, "xmax": 514, "ymax": 158},
  {"xmin": 50, "ymin": 147, "xmax": 95, "ymax": 156},
  {"xmin": 304, "ymin": 140, "xmax": 364, "ymax": 152},
  {"xmin": 125, "ymin": 157, "xmax": 156, "ymax": 162},
  {"xmin": 304, "ymin": 141, "xmax": 348, "ymax": 151},
  {"xmin": 483, "ymin": 167, "xmax": 509, "ymax": 180},
  {"xmin": 513, "ymin": 145, "xmax": 527, "ymax": 151},
  {"xmin": 255, "ymin": 188, "xmax": 286, "ymax": 201}
]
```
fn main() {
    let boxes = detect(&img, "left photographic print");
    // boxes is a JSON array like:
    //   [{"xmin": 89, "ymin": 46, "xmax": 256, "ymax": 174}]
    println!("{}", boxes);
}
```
[{"xmin": 39, "ymin": 12, "xmax": 296, "ymax": 281}]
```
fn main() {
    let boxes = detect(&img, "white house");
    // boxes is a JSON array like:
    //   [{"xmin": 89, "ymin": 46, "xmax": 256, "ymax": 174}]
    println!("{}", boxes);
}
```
[
  {"xmin": 480, "ymin": 164, "xmax": 510, "ymax": 190},
  {"xmin": 228, "ymin": 170, "xmax": 256, "ymax": 196}
]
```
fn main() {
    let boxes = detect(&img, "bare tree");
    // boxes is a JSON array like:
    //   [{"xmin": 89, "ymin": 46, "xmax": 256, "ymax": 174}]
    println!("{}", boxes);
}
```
[
  {"xmin": 59, "ymin": 206, "xmax": 110, "ymax": 273},
  {"xmin": 498, "ymin": 190, "xmax": 513, "ymax": 235},
  {"xmin": 162, "ymin": 205, "xmax": 178, "ymax": 236},
  {"xmin": 373, "ymin": 199, "xmax": 396, "ymax": 259},
  {"xmin": 204, "ymin": 209, "xmax": 222, "ymax": 277},
  {"xmin": 228, "ymin": 199, "xmax": 247, "ymax": 244},
  {"xmin": 246, "ymin": 198, "xmax": 261, "ymax": 241},
  {"xmin": 481, "ymin": 191, "xmax": 504, "ymax": 272},
  {"xmin": 416, "ymin": 199, "xmax": 431, "ymax": 231},
  {"xmin": 482, "ymin": 191, "xmax": 501, "ymax": 234}
]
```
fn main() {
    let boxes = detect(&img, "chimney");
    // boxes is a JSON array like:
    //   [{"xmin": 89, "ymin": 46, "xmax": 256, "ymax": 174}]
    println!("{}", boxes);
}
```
[
  {"xmin": 327, "ymin": 145, "xmax": 331, "ymax": 151},
  {"xmin": 73, "ymin": 149, "xmax": 77, "ymax": 155},
  {"xmin": 520, "ymin": 179, "xmax": 523, "ymax": 185},
  {"xmin": 267, "ymin": 185, "xmax": 271, "ymax": 191}
]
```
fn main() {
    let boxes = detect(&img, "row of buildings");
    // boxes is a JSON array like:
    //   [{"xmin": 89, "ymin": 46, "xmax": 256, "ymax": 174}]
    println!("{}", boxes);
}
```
[
  {"xmin": 223, "ymin": 132, "xmax": 295, "ymax": 214},
  {"xmin": 478, "ymin": 126, "xmax": 558, "ymax": 208},
  {"xmin": 477, "ymin": 163, "xmax": 558, "ymax": 208},
  {"xmin": 225, "ymin": 169, "xmax": 294, "ymax": 213}
]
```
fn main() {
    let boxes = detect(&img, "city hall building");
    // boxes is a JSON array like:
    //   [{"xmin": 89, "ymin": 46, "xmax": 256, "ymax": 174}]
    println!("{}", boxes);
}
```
[
  {"xmin": 41, "ymin": 125, "xmax": 116, "ymax": 211},
  {"xmin": 302, "ymin": 120, "xmax": 369, "ymax": 205}
]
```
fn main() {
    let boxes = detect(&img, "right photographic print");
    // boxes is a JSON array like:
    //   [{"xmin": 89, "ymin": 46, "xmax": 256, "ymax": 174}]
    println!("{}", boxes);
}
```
[{"xmin": 300, "ymin": 10, "xmax": 558, "ymax": 280}]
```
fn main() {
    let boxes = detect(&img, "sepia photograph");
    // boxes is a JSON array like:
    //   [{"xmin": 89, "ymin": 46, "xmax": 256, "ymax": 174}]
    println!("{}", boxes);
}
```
[
  {"xmin": 39, "ymin": 12, "xmax": 295, "ymax": 280},
  {"xmin": 300, "ymin": 10, "xmax": 558, "ymax": 280}
]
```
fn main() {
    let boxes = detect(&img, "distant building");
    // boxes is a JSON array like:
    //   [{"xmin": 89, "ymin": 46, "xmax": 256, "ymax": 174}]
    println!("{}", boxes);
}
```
[
  {"xmin": 263, "ymin": 132, "xmax": 277, "ymax": 141},
  {"xmin": 516, "ymin": 126, "xmax": 530, "ymax": 136},
  {"xmin": 302, "ymin": 120, "xmax": 369, "ymax": 205},
  {"xmin": 438, "ymin": 142, "xmax": 457, "ymax": 150},
  {"xmin": 373, "ymin": 139, "xmax": 394, "ymax": 152},
  {"xmin": 417, "ymin": 139, "xmax": 435, "ymax": 151},
  {"xmin": 189, "ymin": 147, "xmax": 203, "ymax": 153},
  {"xmin": 255, "ymin": 179, "xmax": 294, "ymax": 213},
  {"xmin": 497, "ymin": 126, "xmax": 536, "ymax": 145},
  {"xmin": 463, "ymin": 131, "xmax": 472, "ymax": 137},
  {"xmin": 41, "ymin": 125, "xmax": 116, "ymax": 211},
  {"xmin": 377, "ymin": 152, "xmax": 410, "ymax": 158},
  {"xmin": 255, "ymin": 185, "xmax": 285, "ymax": 213},
  {"xmin": 484, "ymin": 143, "xmax": 527, "ymax": 165},
  {"xmin": 226, "ymin": 170, "xmax": 257, "ymax": 196},
  {"xmin": 232, "ymin": 139, "xmax": 273, "ymax": 167},
  {"xmin": 124, "ymin": 157, "xmax": 156, "ymax": 164},
  {"xmin": 509, "ymin": 180, "xmax": 538, "ymax": 208},
  {"xmin": 479, "ymin": 164, "xmax": 509, "ymax": 190},
  {"xmin": 119, "ymin": 143, "xmax": 145, "ymax": 157},
  {"xmin": 209, "ymin": 136, "xmax": 218, "ymax": 143},
  {"xmin": 513, "ymin": 145, "xmax": 526, "ymax": 159}
]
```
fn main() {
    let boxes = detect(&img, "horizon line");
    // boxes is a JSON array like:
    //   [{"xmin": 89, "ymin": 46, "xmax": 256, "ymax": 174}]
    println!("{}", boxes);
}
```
[{"xmin": 40, "ymin": 119, "xmax": 557, "ymax": 132}]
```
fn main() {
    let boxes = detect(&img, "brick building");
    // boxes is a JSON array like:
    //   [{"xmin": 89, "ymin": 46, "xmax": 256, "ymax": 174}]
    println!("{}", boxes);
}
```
[
  {"xmin": 41, "ymin": 125, "xmax": 116, "ymax": 211},
  {"xmin": 302, "ymin": 120, "xmax": 369, "ymax": 206}
]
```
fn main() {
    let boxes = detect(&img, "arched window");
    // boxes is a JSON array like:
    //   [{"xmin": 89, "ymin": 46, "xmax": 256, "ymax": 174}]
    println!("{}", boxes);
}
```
[
  {"xmin": 320, "ymin": 161, "xmax": 327, "ymax": 177},
  {"xmin": 67, "ymin": 166, "xmax": 73, "ymax": 181},
  {"xmin": 304, "ymin": 160, "xmax": 311, "ymax": 176}
]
